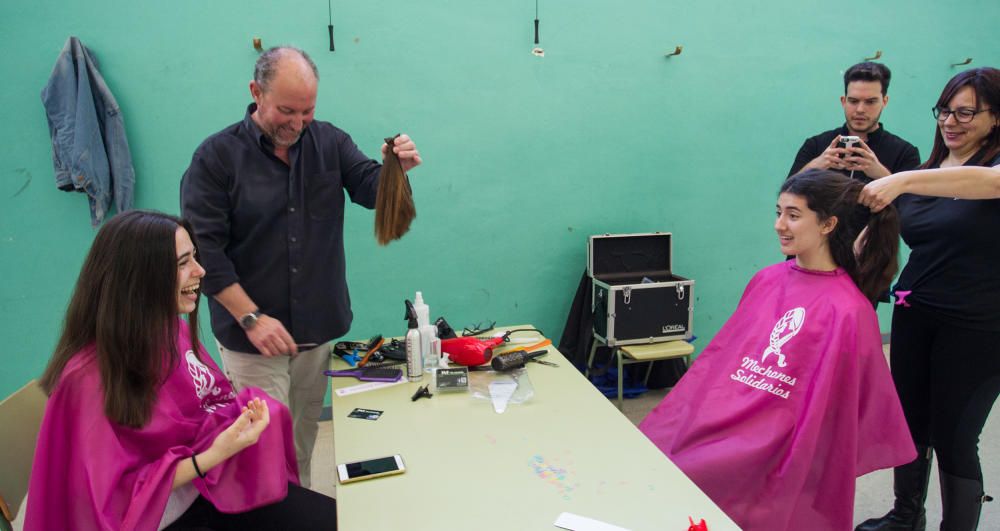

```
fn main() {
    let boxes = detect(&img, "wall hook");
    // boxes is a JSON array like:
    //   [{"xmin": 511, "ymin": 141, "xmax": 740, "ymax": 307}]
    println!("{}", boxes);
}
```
[
  {"xmin": 253, "ymin": 37, "xmax": 263, "ymax": 52},
  {"xmin": 864, "ymin": 50, "xmax": 882, "ymax": 61},
  {"xmin": 951, "ymin": 58, "xmax": 973, "ymax": 67},
  {"xmin": 665, "ymin": 45, "xmax": 683, "ymax": 58}
]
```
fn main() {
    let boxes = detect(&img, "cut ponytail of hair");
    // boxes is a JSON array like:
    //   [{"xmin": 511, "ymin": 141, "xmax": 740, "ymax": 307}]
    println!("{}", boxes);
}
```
[{"xmin": 374, "ymin": 134, "xmax": 416, "ymax": 245}]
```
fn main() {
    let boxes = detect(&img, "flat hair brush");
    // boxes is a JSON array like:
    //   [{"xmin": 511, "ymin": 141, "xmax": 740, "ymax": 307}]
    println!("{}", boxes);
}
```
[{"xmin": 323, "ymin": 367, "xmax": 403, "ymax": 382}]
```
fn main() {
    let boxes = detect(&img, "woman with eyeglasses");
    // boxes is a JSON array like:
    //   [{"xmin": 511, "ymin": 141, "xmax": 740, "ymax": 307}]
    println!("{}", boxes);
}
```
[{"xmin": 855, "ymin": 67, "xmax": 1000, "ymax": 531}]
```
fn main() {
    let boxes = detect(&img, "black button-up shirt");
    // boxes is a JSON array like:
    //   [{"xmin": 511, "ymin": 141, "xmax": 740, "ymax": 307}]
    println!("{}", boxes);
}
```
[{"xmin": 181, "ymin": 104, "xmax": 381, "ymax": 353}]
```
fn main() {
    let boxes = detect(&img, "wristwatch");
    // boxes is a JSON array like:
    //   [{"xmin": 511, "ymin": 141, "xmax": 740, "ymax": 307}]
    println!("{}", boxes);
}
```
[{"xmin": 239, "ymin": 310, "xmax": 262, "ymax": 330}]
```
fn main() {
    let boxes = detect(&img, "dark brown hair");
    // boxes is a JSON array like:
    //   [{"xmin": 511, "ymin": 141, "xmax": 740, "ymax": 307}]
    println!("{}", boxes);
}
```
[
  {"xmin": 781, "ymin": 170, "xmax": 900, "ymax": 303},
  {"xmin": 844, "ymin": 62, "xmax": 891, "ymax": 96},
  {"xmin": 923, "ymin": 67, "xmax": 1000, "ymax": 169},
  {"xmin": 374, "ymin": 135, "xmax": 416, "ymax": 245},
  {"xmin": 40, "ymin": 210, "xmax": 202, "ymax": 428}
]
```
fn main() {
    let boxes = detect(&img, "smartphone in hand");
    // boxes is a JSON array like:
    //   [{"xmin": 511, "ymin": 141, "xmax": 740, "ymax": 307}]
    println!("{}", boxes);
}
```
[{"xmin": 837, "ymin": 135, "xmax": 861, "ymax": 158}]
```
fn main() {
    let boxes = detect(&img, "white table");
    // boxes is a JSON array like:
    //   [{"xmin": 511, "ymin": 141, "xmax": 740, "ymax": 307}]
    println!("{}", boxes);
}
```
[{"xmin": 329, "ymin": 326, "xmax": 738, "ymax": 530}]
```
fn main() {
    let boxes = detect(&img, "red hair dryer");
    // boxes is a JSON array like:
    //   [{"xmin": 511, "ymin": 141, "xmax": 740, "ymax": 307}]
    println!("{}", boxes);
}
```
[{"xmin": 440, "ymin": 336, "xmax": 506, "ymax": 366}]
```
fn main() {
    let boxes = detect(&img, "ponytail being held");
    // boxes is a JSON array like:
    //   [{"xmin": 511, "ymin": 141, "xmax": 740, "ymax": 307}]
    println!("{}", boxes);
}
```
[
  {"xmin": 781, "ymin": 170, "xmax": 899, "ymax": 303},
  {"xmin": 854, "ymin": 205, "xmax": 900, "ymax": 303}
]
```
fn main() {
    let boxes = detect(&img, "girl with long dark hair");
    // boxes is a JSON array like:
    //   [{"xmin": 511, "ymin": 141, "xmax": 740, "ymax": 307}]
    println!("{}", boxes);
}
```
[
  {"xmin": 639, "ymin": 170, "xmax": 915, "ymax": 530},
  {"xmin": 26, "ymin": 210, "xmax": 336, "ymax": 530},
  {"xmin": 856, "ymin": 67, "xmax": 1000, "ymax": 531}
]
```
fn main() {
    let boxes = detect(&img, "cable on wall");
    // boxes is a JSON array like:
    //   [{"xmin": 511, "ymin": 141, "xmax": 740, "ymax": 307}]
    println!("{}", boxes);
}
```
[
  {"xmin": 531, "ymin": 0, "xmax": 544, "ymax": 57},
  {"xmin": 328, "ymin": 0, "xmax": 335, "ymax": 51}
]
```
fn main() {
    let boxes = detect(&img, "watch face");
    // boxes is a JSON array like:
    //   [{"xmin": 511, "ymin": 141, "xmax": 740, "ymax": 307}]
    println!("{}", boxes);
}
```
[{"xmin": 241, "ymin": 312, "xmax": 258, "ymax": 330}]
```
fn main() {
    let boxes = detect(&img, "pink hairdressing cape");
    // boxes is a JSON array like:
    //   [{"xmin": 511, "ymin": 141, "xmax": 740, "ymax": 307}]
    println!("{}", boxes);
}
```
[
  {"xmin": 25, "ymin": 319, "xmax": 299, "ymax": 530},
  {"xmin": 639, "ymin": 261, "xmax": 915, "ymax": 530}
]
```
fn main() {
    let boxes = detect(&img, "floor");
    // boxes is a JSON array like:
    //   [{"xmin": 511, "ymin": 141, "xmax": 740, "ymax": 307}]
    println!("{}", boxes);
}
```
[{"xmin": 309, "ymin": 348, "xmax": 999, "ymax": 529}]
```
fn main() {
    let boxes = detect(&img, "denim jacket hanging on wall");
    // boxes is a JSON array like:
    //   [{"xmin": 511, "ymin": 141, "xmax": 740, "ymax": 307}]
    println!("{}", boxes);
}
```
[{"xmin": 41, "ymin": 36, "xmax": 135, "ymax": 226}]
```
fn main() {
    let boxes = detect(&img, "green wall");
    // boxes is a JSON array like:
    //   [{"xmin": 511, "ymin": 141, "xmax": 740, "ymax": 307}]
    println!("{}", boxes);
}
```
[{"xmin": 2, "ymin": 0, "xmax": 998, "ymax": 399}]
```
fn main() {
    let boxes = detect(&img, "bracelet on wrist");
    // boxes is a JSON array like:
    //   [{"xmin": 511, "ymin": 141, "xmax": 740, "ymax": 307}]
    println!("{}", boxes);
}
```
[{"xmin": 191, "ymin": 454, "xmax": 207, "ymax": 479}]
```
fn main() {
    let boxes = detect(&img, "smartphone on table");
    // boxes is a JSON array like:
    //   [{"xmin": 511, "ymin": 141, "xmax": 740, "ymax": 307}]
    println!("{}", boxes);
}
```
[{"xmin": 337, "ymin": 454, "xmax": 406, "ymax": 484}]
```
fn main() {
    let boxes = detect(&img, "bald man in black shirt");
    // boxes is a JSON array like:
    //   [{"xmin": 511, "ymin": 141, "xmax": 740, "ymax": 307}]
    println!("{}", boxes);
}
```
[{"xmin": 181, "ymin": 46, "xmax": 421, "ymax": 487}]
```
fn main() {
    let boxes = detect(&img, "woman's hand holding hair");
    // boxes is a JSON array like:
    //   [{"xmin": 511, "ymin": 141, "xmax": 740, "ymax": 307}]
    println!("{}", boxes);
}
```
[
  {"xmin": 860, "ymin": 173, "xmax": 907, "ymax": 212},
  {"xmin": 862, "ymin": 165, "xmax": 1000, "ymax": 206}
]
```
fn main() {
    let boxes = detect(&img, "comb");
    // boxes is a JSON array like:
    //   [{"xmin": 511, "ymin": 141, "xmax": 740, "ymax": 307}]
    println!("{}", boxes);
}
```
[
  {"xmin": 324, "ymin": 367, "xmax": 402, "ymax": 382},
  {"xmin": 356, "ymin": 335, "xmax": 386, "ymax": 367},
  {"xmin": 495, "ymin": 338, "xmax": 552, "ymax": 357}
]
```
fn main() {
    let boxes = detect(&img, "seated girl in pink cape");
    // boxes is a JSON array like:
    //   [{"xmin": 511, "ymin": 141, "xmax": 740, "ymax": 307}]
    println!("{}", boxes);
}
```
[
  {"xmin": 639, "ymin": 170, "xmax": 916, "ymax": 530},
  {"xmin": 25, "ymin": 210, "xmax": 337, "ymax": 530}
]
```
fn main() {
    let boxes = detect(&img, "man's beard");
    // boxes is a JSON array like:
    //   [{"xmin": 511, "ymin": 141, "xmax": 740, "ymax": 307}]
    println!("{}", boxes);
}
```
[
  {"xmin": 265, "ymin": 124, "xmax": 304, "ymax": 148},
  {"xmin": 848, "ymin": 110, "xmax": 883, "ymax": 134}
]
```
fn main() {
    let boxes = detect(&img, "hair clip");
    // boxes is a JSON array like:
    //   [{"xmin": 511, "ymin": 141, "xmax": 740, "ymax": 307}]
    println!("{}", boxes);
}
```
[{"xmin": 411, "ymin": 385, "xmax": 433, "ymax": 401}]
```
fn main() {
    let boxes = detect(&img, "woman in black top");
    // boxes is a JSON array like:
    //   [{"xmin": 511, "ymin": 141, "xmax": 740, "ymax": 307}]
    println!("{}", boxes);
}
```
[{"xmin": 855, "ymin": 67, "xmax": 1000, "ymax": 531}]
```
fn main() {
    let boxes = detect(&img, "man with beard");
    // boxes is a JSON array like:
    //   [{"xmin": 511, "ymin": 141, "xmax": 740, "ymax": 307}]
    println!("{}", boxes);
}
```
[
  {"xmin": 788, "ymin": 62, "xmax": 919, "ymax": 182},
  {"xmin": 180, "ymin": 46, "xmax": 421, "ymax": 488}
]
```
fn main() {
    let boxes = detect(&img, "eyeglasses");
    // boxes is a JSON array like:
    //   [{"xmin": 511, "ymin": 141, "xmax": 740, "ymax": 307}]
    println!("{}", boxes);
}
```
[
  {"xmin": 462, "ymin": 320, "xmax": 496, "ymax": 337},
  {"xmin": 932, "ymin": 106, "xmax": 993, "ymax": 123}
]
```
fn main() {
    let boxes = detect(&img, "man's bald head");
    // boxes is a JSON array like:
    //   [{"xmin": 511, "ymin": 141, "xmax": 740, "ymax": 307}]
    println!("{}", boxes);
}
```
[{"xmin": 253, "ymin": 46, "xmax": 319, "ymax": 93}]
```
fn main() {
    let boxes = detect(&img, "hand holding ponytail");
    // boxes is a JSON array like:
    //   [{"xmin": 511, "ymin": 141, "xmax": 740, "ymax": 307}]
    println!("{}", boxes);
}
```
[{"xmin": 782, "ymin": 170, "xmax": 900, "ymax": 304}]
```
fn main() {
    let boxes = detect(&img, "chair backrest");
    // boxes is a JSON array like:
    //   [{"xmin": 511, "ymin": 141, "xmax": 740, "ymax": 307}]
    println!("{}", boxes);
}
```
[{"xmin": 0, "ymin": 380, "xmax": 47, "ymax": 524}]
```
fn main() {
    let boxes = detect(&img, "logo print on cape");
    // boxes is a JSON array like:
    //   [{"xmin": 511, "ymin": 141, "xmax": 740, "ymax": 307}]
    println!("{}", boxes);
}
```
[
  {"xmin": 186, "ymin": 350, "xmax": 222, "ymax": 400},
  {"xmin": 761, "ymin": 307, "xmax": 805, "ymax": 368}
]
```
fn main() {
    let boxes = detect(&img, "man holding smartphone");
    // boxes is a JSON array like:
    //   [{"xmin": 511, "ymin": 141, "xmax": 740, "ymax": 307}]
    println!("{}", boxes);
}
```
[{"xmin": 788, "ymin": 62, "xmax": 920, "ymax": 182}]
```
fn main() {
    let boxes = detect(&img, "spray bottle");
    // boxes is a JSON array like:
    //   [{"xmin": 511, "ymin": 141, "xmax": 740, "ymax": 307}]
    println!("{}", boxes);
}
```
[
  {"xmin": 413, "ymin": 292, "xmax": 438, "ymax": 373},
  {"xmin": 404, "ymin": 300, "xmax": 423, "ymax": 381}
]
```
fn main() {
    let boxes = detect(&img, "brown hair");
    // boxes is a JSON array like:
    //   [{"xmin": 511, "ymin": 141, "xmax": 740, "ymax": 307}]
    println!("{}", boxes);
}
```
[
  {"xmin": 40, "ymin": 210, "xmax": 202, "ymax": 428},
  {"xmin": 780, "ymin": 170, "xmax": 900, "ymax": 303},
  {"xmin": 374, "ymin": 135, "xmax": 416, "ymax": 245},
  {"xmin": 923, "ymin": 67, "xmax": 1000, "ymax": 168}
]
